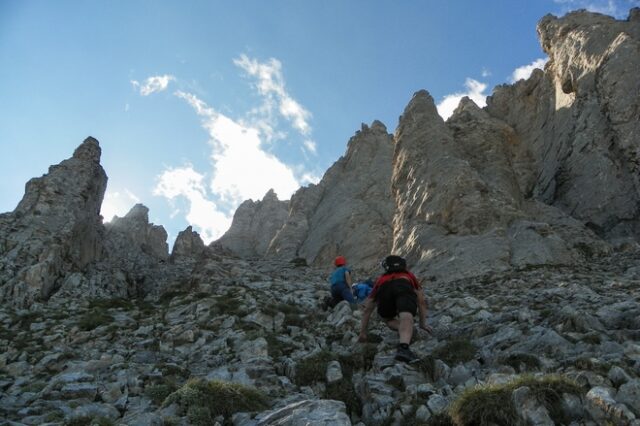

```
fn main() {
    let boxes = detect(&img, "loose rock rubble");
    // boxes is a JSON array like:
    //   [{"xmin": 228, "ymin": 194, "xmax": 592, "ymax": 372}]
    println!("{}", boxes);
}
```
[{"xmin": 0, "ymin": 248, "xmax": 638, "ymax": 425}]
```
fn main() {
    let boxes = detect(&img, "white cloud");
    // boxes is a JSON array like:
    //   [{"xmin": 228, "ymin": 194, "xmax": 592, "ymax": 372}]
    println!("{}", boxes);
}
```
[
  {"xmin": 510, "ymin": 58, "xmax": 549, "ymax": 83},
  {"xmin": 303, "ymin": 139, "xmax": 317, "ymax": 154},
  {"xmin": 481, "ymin": 68, "xmax": 491, "ymax": 77},
  {"xmin": 436, "ymin": 78, "xmax": 489, "ymax": 121},
  {"xmin": 131, "ymin": 75, "xmax": 175, "ymax": 96},
  {"xmin": 154, "ymin": 91, "xmax": 302, "ymax": 242},
  {"xmin": 153, "ymin": 166, "xmax": 231, "ymax": 243},
  {"xmin": 101, "ymin": 189, "xmax": 141, "ymax": 222},
  {"xmin": 234, "ymin": 54, "xmax": 313, "ymax": 137},
  {"xmin": 175, "ymin": 91, "xmax": 300, "ymax": 205},
  {"xmin": 552, "ymin": 0, "xmax": 632, "ymax": 18},
  {"xmin": 148, "ymin": 57, "xmax": 320, "ymax": 242}
]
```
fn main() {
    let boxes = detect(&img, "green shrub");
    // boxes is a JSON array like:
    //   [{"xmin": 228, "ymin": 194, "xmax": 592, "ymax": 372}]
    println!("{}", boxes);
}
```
[
  {"xmin": 77, "ymin": 309, "xmax": 113, "ymax": 331},
  {"xmin": 290, "ymin": 257, "xmax": 308, "ymax": 267},
  {"xmin": 449, "ymin": 374, "xmax": 584, "ymax": 426},
  {"xmin": 415, "ymin": 356, "xmax": 437, "ymax": 380},
  {"xmin": 265, "ymin": 334, "xmax": 296, "ymax": 358},
  {"xmin": 145, "ymin": 382, "xmax": 178, "ymax": 405},
  {"xmin": 214, "ymin": 292, "xmax": 246, "ymax": 316},
  {"xmin": 164, "ymin": 379, "xmax": 269, "ymax": 425},
  {"xmin": 425, "ymin": 412, "xmax": 455, "ymax": 426},
  {"xmin": 44, "ymin": 411, "xmax": 65, "ymax": 422},
  {"xmin": 500, "ymin": 353, "xmax": 541, "ymax": 372},
  {"xmin": 15, "ymin": 311, "xmax": 41, "ymax": 330},
  {"xmin": 88, "ymin": 298, "xmax": 134, "ymax": 311},
  {"xmin": 294, "ymin": 350, "xmax": 333, "ymax": 386},
  {"xmin": 325, "ymin": 378, "xmax": 362, "ymax": 416},
  {"xmin": 450, "ymin": 385, "xmax": 516, "ymax": 426},
  {"xmin": 582, "ymin": 333, "xmax": 602, "ymax": 345},
  {"xmin": 339, "ymin": 344, "xmax": 377, "ymax": 377},
  {"xmin": 432, "ymin": 338, "xmax": 477, "ymax": 365},
  {"xmin": 159, "ymin": 291, "xmax": 188, "ymax": 306}
]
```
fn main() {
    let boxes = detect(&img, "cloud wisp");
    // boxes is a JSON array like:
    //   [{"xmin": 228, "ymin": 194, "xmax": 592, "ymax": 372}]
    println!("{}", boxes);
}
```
[
  {"xmin": 174, "ymin": 90, "xmax": 301, "ymax": 206},
  {"xmin": 510, "ymin": 58, "xmax": 549, "ymax": 83},
  {"xmin": 131, "ymin": 75, "xmax": 175, "ymax": 96},
  {"xmin": 153, "ymin": 165, "xmax": 231, "ymax": 243},
  {"xmin": 234, "ymin": 54, "xmax": 316, "ymax": 151},
  {"xmin": 552, "ymin": 0, "xmax": 637, "ymax": 19},
  {"xmin": 134, "ymin": 56, "xmax": 320, "ymax": 243},
  {"xmin": 436, "ymin": 78, "xmax": 489, "ymax": 121}
]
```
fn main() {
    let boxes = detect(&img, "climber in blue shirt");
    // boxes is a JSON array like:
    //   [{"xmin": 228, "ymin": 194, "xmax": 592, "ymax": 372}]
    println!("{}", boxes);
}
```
[{"xmin": 329, "ymin": 256, "xmax": 355, "ymax": 304}]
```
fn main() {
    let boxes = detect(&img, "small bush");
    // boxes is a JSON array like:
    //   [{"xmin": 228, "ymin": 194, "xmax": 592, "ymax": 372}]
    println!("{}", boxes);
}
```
[
  {"xmin": 215, "ymin": 292, "xmax": 246, "ymax": 316},
  {"xmin": 582, "ymin": 333, "xmax": 602, "ymax": 345},
  {"xmin": 514, "ymin": 375, "xmax": 583, "ymax": 423},
  {"xmin": 432, "ymin": 338, "xmax": 477, "ymax": 365},
  {"xmin": 44, "ymin": 410, "xmax": 65, "ymax": 422},
  {"xmin": 15, "ymin": 311, "xmax": 41, "ymax": 330},
  {"xmin": 164, "ymin": 379, "xmax": 269, "ymax": 425},
  {"xmin": 500, "ymin": 353, "xmax": 541, "ymax": 372},
  {"xmin": 295, "ymin": 351, "xmax": 333, "ymax": 386},
  {"xmin": 88, "ymin": 298, "xmax": 134, "ymax": 311},
  {"xmin": 325, "ymin": 378, "xmax": 362, "ymax": 416},
  {"xmin": 415, "ymin": 356, "xmax": 437, "ymax": 380},
  {"xmin": 146, "ymin": 382, "xmax": 178, "ymax": 405},
  {"xmin": 450, "ymin": 385, "xmax": 517, "ymax": 426},
  {"xmin": 426, "ymin": 412, "xmax": 455, "ymax": 426},
  {"xmin": 290, "ymin": 257, "xmax": 308, "ymax": 267},
  {"xmin": 159, "ymin": 291, "xmax": 188, "ymax": 306},
  {"xmin": 339, "ymin": 344, "xmax": 377, "ymax": 377},
  {"xmin": 77, "ymin": 309, "xmax": 113, "ymax": 331},
  {"xmin": 449, "ymin": 374, "xmax": 584, "ymax": 426},
  {"xmin": 265, "ymin": 334, "xmax": 296, "ymax": 358},
  {"xmin": 574, "ymin": 357, "xmax": 611, "ymax": 375}
]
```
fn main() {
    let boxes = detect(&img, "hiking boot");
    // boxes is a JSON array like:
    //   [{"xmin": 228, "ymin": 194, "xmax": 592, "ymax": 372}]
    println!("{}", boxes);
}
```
[{"xmin": 395, "ymin": 346, "xmax": 419, "ymax": 364}]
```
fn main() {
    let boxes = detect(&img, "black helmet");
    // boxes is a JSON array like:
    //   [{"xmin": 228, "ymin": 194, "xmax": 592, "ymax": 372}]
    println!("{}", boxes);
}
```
[{"xmin": 382, "ymin": 255, "xmax": 407, "ymax": 273}]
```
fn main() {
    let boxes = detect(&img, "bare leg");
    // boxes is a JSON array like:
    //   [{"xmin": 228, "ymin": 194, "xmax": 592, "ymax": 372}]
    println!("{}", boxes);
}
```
[
  {"xmin": 397, "ymin": 312, "xmax": 414, "ymax": 345},
  {"xmin": 385, "ymin": 319, "xmax": 399, "ymax": 331}
]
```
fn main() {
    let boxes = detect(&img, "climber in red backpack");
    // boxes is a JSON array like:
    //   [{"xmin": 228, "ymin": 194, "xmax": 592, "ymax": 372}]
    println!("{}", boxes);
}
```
[{"xmin": 358, "ymin": 255, "xmax": 431, "ymax": 363}]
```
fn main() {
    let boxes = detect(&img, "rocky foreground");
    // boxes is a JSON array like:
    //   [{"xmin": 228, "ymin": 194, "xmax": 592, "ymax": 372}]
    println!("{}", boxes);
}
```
[{"xmin": 1, "ymin": 247, "xmax": 639, "ymax": 426}]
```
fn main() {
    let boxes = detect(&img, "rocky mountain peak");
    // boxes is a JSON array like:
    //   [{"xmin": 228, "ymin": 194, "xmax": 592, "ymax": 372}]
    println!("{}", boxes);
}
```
[
  {"xmin": 72, "ymin": 136, "xmax": 102, "ymax": 163},
  {"xmin": 262, "ymin": 188, "xmax": 279, "ymax": 202},
  {"xmin": 1, "ymin": 9, "xmax": 640, "ymax": 425}
]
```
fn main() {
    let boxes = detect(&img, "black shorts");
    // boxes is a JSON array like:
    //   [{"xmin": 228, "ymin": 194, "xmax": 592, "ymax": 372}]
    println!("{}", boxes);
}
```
[{"xmin": 375, "ymin": 279, "xmax": 418, "ymax": 319}]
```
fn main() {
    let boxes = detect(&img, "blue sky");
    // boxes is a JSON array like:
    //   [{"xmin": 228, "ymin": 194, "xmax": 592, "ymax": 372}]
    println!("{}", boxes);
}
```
[{"xmin": 1, "ymin": 0, "xmax": 638, "ymax": 245}]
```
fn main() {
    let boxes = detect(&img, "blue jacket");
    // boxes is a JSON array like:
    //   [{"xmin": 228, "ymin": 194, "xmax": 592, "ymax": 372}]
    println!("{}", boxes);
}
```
[
  {"xmin": 329, "ymin": 266, "xmax": 351, "ymax": 287},
  {"xmin": 353, "ymin": 282, "xmax": 373, "ymax": 302}
]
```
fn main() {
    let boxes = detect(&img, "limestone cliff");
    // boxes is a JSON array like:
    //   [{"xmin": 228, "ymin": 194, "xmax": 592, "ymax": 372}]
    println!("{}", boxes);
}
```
[
  {"xmin": 216, "ymin": 190, "xmax": 289, "ymax": 258},
  {"xmin": 486, "ymin": 9, "xmax": 640, "ymax": 242},
  {"xmin": 391, "ymin": 91, "xmax": 610, "ymax": 281},
  {"xmin": 0, "ymin": 138, "xmax": 107, "ymax": 306},
  {"xmin": 267, "ymin": 121, "xmax": 395, "ymax": 269}
]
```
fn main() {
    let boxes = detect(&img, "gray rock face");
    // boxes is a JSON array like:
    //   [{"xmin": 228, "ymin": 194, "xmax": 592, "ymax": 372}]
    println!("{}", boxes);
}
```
[
  {"xmin": 0, "ymin": 137, "xmax": 107, "ymax": 306},
  {"xmin": 268, "ymin": 121, "xmax": 395, "ymax": 269},
  {"xmin": 170, "ymin": 225, "xmax": 205, "ymax": 263},
  {"xmin": 216, "ymin": 189, "xmax": 289, "ymax": 258},
  {"xmin": 105, "ymin": 204, "xmax": 168, "ymax": 262},
  {"xmin": 486, "ymin": 9, "xmax": 640, "ymax": 242},
  {"xmin": 391, "ymin": 92, "xmax": 608, "ymax": 281}
]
